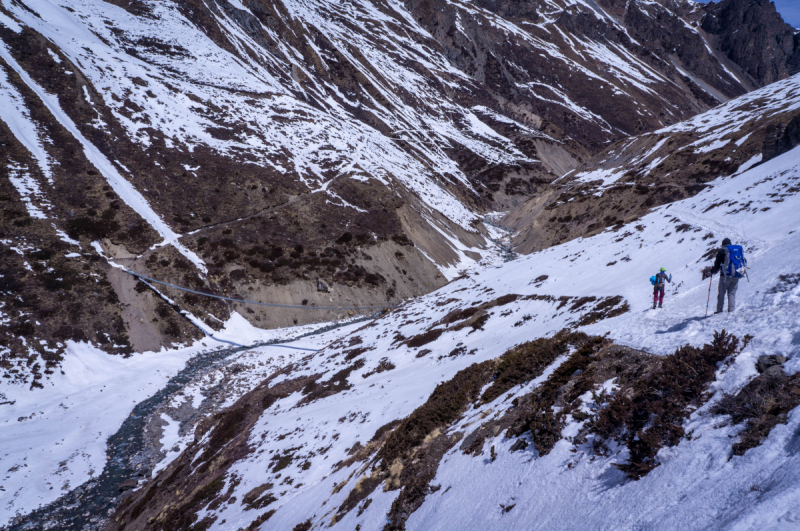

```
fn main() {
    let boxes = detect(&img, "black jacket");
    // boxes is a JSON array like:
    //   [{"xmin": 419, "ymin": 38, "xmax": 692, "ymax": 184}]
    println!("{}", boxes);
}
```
[{"xmin": 710, "ymin": 248, "xmax": 726, "ymax": 275}]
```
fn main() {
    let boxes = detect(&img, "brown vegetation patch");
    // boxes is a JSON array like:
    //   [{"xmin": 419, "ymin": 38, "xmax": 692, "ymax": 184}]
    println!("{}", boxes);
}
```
[
  {"xmin": 334, "ymin": 360, "xmax": 495, "ymax": 527},
  {"xmin": 336, "ymin": 331, "xmax": 600, "ymax": 529},
  {"xmin": 300, "ymin": 360, "xmax": 365, "ymax": 404},
  {"xmin": 711, "ymin": 365, "xmax": 800, "ymax": 456},
  {"xmin": 108, "ymin": 370, "xmax": 316, "ymax": 531},
  {"xmin": 242, "ymin": 482, "xmax": 275, "ymax": 511},
  {"xmin": 440, "ymin": 306, "xmax": 480, "ymax": 325},
  {"xmin": 363, "ymin": 358, "xmax": 396, "ymax": 379},
  {"xmin": 343, "ymin": 347, "xmax": 371, "ymax": 361},
  {"xmin": 245, "ymin": 510, "xmax": 276, "ymax": 530},
  {"xmin": 379, "ymin": 361, "xmax": 494, "ymax": 466},
  {"xmin": 507, "ymin": 335, "xmax": 611, "ymax": 455},
  {"xmin": 195, "ymin": 406, "xmax": 250, "ymax": 466},
  {"xmin": 588, "ymin": 331, "xmax": 740, "ymax": 477},
  {"xmin": 575, "ymin": 296, "xmax": 630, "ymax": 326},
  {"xmin": 376, "ymin": 359, "xmax": 496, "ymax": 530},
  {"xmin": 438, "ymin": 294, "xmax": 521, "ymax": 328},
  {"xmin": 404, "ymin": 328, "xmax": 444, "ymax": 348},
  {"xmin": 293, "ymin": 520, "xmax": 313, "ymax": 531},
  {"xmin": 458, "ymin": 313, "xmax": 490, "ymax": 333},
  {"xmin": 480, "ymin": 331, "xmax": 590, "ymax": 405}
]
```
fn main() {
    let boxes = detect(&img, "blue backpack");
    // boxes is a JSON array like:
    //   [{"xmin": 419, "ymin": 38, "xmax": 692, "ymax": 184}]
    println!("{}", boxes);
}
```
[
  {"xmin": 650, "ymin": 275, "xmax": 657, "ymax": 286},
  {"xmin": 723, "ymin": 244, "xmax": 747, "ymax": 278}
]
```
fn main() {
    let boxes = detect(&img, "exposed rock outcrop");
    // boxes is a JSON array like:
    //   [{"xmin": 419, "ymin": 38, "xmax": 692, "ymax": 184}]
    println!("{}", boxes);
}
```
[{"xmin": 702, "ymin": 0, "xmax": 800, "ymax": 85}]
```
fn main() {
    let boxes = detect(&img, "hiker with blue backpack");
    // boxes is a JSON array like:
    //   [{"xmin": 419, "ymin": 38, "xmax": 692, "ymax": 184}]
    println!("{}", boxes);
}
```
[
  {"xmin": 706, "ymin": 238, "xmax": 748, "ymax": 313},
  {"xmin": 650, "ymin": 268, "xmax": 672, "ymax": 309}
]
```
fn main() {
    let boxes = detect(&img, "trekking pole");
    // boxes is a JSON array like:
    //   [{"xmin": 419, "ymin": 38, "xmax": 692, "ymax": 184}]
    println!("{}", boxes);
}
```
[{"xmin": 705, "ymin": 273, "xmax": 713, "ymax": 318}]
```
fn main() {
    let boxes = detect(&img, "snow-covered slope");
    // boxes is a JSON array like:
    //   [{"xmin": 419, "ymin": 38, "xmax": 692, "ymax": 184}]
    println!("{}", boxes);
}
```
[
  {"xmin": 106, "ymin": 100, "xmax": 800, "ymax": 530},
  {"xmin": 0, "ymin": 0, "xmax": 796, "ymax": 377},
  {"xmin": 2, "ymin": 2, "xmax": 800, "ymax": 528},
  {"xmin": 0, "ymin": 315, "xmax": 368, "ymax": 527}
]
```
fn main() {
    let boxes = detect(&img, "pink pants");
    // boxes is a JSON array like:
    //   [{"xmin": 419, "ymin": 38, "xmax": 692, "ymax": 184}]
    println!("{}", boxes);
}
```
[{"xmin": 653, "ymin": 288, "xmax": 664, "ymax": 305}]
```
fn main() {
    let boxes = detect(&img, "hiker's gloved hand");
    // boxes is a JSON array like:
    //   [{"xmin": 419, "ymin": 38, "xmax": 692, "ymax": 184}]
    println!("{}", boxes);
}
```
[{"xmin": 701, "ymin": 267, "xmax": 712, "ymax": 280}]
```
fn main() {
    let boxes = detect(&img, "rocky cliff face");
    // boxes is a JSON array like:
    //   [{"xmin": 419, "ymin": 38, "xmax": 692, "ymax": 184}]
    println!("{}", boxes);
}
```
[
  {"xmin": 0, "ymin": 0, "xmax": 798, "ymax": 384},
  {"xmin": 402, "ymin": 0, "xmax": 750, "ymax": 153},
  {"xmin": 702, "ymin": 0, "xmax": 800, "ymax": 85}
]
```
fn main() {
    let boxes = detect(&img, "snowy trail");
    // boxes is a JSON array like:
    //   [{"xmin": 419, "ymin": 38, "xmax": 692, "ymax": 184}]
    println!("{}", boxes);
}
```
[{"xmin": 668, "ymin": 206, "xmax": 770, "ymax": 257}]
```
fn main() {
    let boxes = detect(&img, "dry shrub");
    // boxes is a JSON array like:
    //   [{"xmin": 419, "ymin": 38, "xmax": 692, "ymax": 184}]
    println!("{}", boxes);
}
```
[
  {"xmin": 439, "ymin": 294, "xmax": 520, "ymax": 328},
  {"xmin": 363, "ymin": 358, "xmax": 396, "ymax": 379},
  {"xmin": 379, "ymin": 360, "xmax": 494, "ymax": 465},
  {"xmin": 514, "ymin": 335, "xmax": 610, "ymax": 455},
  {"xmin": 292, "ymin": 519, "xmax": 312, "ymax": 531},
  {"xmin": 591, "ymin": 330, "xmax": 739, "ymax": 478},
  {"xmin": 441, "ymin": 306, "xmax": 480, "ymax": 325},
  {"xmin": 336, "ymin": 360, "xmax": 495, "ymax": 528},
  {"xmin": 576, "ymin": 296, "xmax": 630, "ymax": 326},
  {"xmin": 196, "ymin": 406, "xmax": 250, "ymax": 464},
  {"xmin": 480, "ymin": 330, "xmax": 590, "ymax": 404},
  {"xmin": 405, "ymin": 328, "xmax": 444, "ymax": 348},
  {"xmin": 344, "ymin": 347, "xmax": 370, "ymax": 361},
  {"xmin": 301, "ymin": 360, "xmax": 364, "ymax": 403},
  {"xmin": 245, "ymin": 510, "xmax": 276, "ymax": 530},
  {"xmin": 711, "ymin": 368, "xmax": 800, "ymax": 455},
  {"xmin": 242, "ymin": 482, "xmax": 275, "ymax": 511}
]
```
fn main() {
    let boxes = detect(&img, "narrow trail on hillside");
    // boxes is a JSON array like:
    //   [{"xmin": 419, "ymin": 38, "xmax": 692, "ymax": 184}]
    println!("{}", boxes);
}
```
[
  {"xmin": 668, "ymin": 207, "xmax": 769, "ymax": 255},
  {"xmin": 178, "ymin": 193, "xmax": 306, "ymax": 240},
  {"xmin": 5, "ymin": 317, "xmax": 375, "ymax": 531}
]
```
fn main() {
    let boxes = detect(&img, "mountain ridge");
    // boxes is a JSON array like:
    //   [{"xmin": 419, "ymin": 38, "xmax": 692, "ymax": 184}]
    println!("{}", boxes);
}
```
[{"xmin": 1, "ymin": 0, "xmax": 797, "ymax": 375}]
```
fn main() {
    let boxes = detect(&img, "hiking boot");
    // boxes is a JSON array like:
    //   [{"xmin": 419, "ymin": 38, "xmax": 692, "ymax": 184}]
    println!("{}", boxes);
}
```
[
  {"xmin": 652, "ymin": 302, "xmax": 657, "ymax": 309},
  {"xmin": 658, "ymin": 303, "xmax": 662, "ymax": 309},
  {"xmin": 714, "ymin": 310, "xmax": 723, "ymax": 314}
]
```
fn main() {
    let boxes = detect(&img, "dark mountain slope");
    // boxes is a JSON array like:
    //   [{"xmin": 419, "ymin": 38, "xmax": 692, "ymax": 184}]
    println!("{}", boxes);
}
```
[
  {"xmin": 702, "ymin": 0, "xmax": 800, "ymax": 85},
  {"xmin": 0, "ymin": 0, "xmax": 798, "ymax": 381}
]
